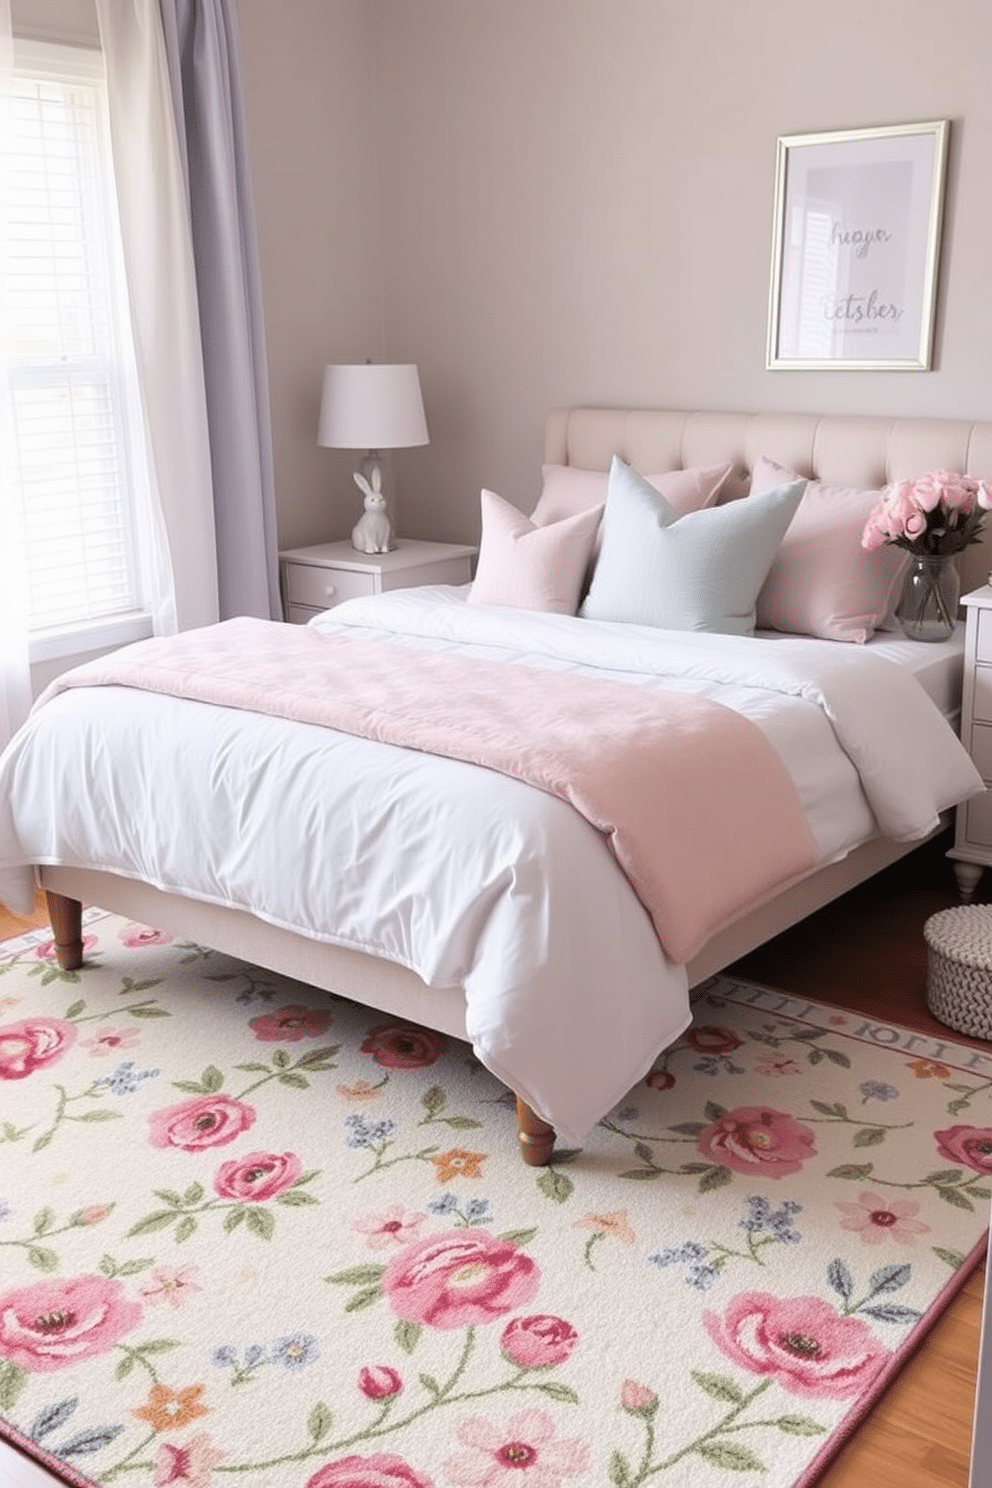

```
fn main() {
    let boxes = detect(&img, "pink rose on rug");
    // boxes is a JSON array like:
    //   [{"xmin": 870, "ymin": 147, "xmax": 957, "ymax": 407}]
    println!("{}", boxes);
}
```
[
  {"xmin": 0, "ymin": 1016, "xmax": 76, "ymax": 1079},
  {"xmin": 305, "ymin": 1455, "xmax": 434, "ymax": 1488},
  {"xmin": 934, "ymin": 1124, "xmax": 992, "ymax": 1175},
  {"xmin": 443, "ymin": 1408, "xmax": 589, "ymax": 1485},
  {"xmin": 213, "ymin": 1150, "xmax": 302, "ymax": 1202},
  {"xmin": 704, "ymin": 1291, "xmax": 890, "ymax": 1399},
  {"xmin": 0, "ymin": 1273, "xmax": 142, "ymax": 1371},
  {"xmin": 148, "ymin": 1093, "xmax": 256, "ymax": 1151},
  {"xmin": 686, "ymin": 1026, "xmax": 743, "ymax": 1055},
  {"xmin": 359, "ymin": 1364, "xmax": 403, "ymax": 1399},
  {"xmin": 119, "ymin": 923, "xmax": 173, "ymax": 948},
  {"xmin": 836, "ymin": 1191, "xmax": 930, "ymax": 1247},
  {"xmin": 153, "ymin": 1432, "xmax": 224, "ymax": 1486},
  {"xmin": 34, "ymin": 934, "xmax": 96, "ymax": 963},
  {"xmin": 697, "ymin": 1105, "xmax": 817, "ymax": 1177},
  {"xmin": 248, "ymin": 1003, "xmax": 333, "ymax": 1041},
  {"xmin": 500, "ymin": 1314, "xmax": 579, "ymax": 1369},
  {"xmin": 360, "ymin": 1023, "xmax": 446, "ymax": 1068},
  {"xmin": 645, "ymin": 1069, "xmax": 675, "ymax": 1092},
  {"xmin": 381, "ymin": 1230, "xmax": 539, "ymax": 1330}
]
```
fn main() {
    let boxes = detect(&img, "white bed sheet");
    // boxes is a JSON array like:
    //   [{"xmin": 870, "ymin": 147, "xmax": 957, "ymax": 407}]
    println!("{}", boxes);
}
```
[{"xmin": 0, "ymin": 593, "xmax": 979, "ymax": 1144}]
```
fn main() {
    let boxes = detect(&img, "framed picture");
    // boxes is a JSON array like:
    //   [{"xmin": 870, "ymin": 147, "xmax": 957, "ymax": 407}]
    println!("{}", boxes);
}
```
[{"xmin": 766, "ymin": 120, "xmax": 949, "ymax": 371}]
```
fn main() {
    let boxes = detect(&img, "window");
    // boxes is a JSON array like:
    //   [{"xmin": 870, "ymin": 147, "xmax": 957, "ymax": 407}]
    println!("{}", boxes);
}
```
[{"xmin": 2, "ymin": 39, "xmax": 154, "ymax": 660}]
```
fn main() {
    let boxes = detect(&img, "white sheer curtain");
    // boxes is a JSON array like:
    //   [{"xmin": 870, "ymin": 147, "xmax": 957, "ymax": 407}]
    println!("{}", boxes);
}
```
[
  {"xmin": 95, "ymin": 0, "xmax": 220, "ymax": 633},
  {"xmin": 0, "ymin": 0, "xmax": 31, "ymax": 752}
]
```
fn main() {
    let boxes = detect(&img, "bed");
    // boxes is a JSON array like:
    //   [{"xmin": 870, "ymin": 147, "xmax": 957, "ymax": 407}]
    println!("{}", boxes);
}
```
[{"xmin": 2, "ymin": 405, "xmax": 991, "ymax": 1167}]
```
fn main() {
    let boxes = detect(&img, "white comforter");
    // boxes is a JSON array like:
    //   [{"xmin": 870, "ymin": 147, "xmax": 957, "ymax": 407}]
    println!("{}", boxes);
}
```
[{"xmin": 0, "ymin": 590, "xmax": 982, "ymax": 1142}]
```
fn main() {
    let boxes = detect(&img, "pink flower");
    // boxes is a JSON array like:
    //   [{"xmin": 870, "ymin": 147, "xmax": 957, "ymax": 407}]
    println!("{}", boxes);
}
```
[
  {"xmin": 443, "ymin": 1409, "xmax": 589, "ymax": 1486},
  {"xmin": 359, "ymin": 1365, "xmax": 403, "ymax": 1400},
  {"xmin": 644, "ymin": 1069, "xmax": 674, "ymax": 1092},
  {"xmin": 686, "ymin": 1026, "xmax": 743, "ymax": 1055},
  {"xmin": 306, "ymin": 1456, "xmax": 434, "ymax": 1488},
  {"xmin": 247, "ymin": 1004, "xmax": 333, "ymax": 1042},
  {"xmin": 80, "ymin": 1024, "xmax": 141, "ymax": 1057},
  {"xmin": 500, "ymin": 1315, "xmax": 578, "ymax": 1369},
  {"xmin": 139, "ymin": 1266, "xmax": 203, "ymax": 1309},
  {"xmin": 0, "ymin": 1017, "xmax": 77, "ymax": 1079},
  {"xmin": 620, "ymin": 1379, "xmax": 657, "ymax": 1415},
  {"xmin": 33, "ymin": 934, "xmax": 96, "ymax": 963},
  {"xmin": 119, "ymin": 923, "xmax": 173, "ymax": 949},
  {"xmin": 861, "ymin": 469, "xmax": 989, "ymax": 556},
  {"xmin": 835, "ymin": 1191, "xmax": 930, "ymax": 1247},
  {"xmin": 381, "ymin": 1230, "xmax": 539, "ymax": 1331},
  {"xmin": 148, "ymin": 1094, "xmax": 256, "ymax": 1151},
  {"xmin": 212, "ymin": 1151, "xmax": 301, "ymax": 1202},
  {"xmin": 360, "ymin": 1023, "xmax": 446, "ymax": 1068},
  {"xmin": 697, "ymin": 1106, "xmax": 817, "ymax": 1178},
  {"xmin": 153, "ymin": 1432, "xmax": 224, "ymax": 1487},
  {"xmin": 352, "ymin": 1206, "xmax": 427, "ymax": 1250},
  {"xmin": 0, "ymin": 1274, "xmax": 142, "ymax": 1371},
  {"xmin": 704, "ymin": 1290, "xmax": 890, "ymax": 1399},
  {"xmin": 934, "ymin": 1124, "xmax": 992, "ymax": 1175}
]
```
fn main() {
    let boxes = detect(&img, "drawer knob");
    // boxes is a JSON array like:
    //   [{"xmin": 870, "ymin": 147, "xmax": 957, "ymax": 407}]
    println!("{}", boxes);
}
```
[{"xmin": 324, "ymin": 583, "xmax": 336, "ymax": 598}]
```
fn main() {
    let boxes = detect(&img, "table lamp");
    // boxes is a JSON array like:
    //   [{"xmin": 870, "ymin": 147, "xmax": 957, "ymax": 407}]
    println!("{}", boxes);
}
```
[{"xmin": 317, "ymin": 362, "xmax": 429, "ymax": 553}]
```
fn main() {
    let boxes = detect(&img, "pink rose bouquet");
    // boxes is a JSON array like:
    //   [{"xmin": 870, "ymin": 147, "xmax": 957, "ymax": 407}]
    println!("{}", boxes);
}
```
[{"xmin": 862, "ymin": 468, "xmax": 991, "ymax": 557}]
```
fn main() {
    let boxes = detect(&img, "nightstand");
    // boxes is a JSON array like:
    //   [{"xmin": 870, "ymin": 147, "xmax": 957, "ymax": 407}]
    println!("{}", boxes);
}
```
[
  {"xmin": 948, "ymin": 583, "xmax": 992, "ymax": 900},
  {"xmin": 278, "ymin": 539, "xmax": 477, "ymax": 625}
]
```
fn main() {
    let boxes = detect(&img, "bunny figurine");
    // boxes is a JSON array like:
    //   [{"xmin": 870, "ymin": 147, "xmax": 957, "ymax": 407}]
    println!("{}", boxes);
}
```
[{"xmin": 351, "ymin": 467, "xmax": 393, "ymax": 554}]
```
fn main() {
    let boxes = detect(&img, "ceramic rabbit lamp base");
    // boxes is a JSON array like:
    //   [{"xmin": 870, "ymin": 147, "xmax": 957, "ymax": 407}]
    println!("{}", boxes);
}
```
[{"xmin": 351, "ymin": 467, "xmax": 393, "ymax": 554}]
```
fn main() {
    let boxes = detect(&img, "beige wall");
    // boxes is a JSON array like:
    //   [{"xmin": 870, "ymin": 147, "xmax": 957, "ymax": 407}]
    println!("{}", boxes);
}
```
[
  {"xmin": 237, "ymin": 0, "xmax": 385, "ymax": 549},
  {"xmin": 238, "ymin": 0, "xmax": 992, "ymax": 550}
]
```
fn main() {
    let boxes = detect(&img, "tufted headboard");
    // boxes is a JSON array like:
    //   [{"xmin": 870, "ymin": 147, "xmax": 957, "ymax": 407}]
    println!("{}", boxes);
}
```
[{"xmin": 545, "ymin": 407, "xmax": 992, "ymax": 594}]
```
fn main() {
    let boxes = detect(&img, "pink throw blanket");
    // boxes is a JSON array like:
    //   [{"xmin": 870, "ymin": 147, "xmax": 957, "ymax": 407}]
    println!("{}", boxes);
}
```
[{"xmin": 38, "ymin": 618, "xmax": 818, "ymax": 964}]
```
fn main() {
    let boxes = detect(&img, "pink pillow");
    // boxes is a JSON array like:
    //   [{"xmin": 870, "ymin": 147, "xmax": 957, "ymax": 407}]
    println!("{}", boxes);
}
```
[
  {"xmin": 751, "ymin": 456, "xmax": 908, "ymax": 643},
  {"xmin": 468, "ymin": 488, "xmax": 603, "ymax": 614},
  {"xmin": 531, "ymin": 462, "xmax": 733, "ymax": 528}
]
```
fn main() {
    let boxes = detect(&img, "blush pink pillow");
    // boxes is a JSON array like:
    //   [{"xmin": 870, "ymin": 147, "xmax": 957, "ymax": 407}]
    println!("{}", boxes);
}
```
[
  {"xmin": 468, "ymin": 488, "xmax": 604, "ymax": 614},
  {"xmin": 531, "ymin": 462, "xmax": 733, "ymax": 529},
  {"xmin": 751, "ymin": 456, "xmax": 908, "ymax": 644}
]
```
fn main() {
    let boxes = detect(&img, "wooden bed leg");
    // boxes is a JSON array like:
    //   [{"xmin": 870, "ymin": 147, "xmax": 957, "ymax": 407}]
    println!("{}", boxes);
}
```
[
  {"xmin": 515, "ymin": 1096, "xmax": 555, "ymax": 1167},
  {"xmin": 45, "ymin": 892, "xmax": 84, "ymax": 971}
]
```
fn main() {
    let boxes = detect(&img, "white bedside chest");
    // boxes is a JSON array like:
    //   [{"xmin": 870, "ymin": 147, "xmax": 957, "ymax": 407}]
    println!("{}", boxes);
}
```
[
  {"xmin": 949, "ymin": 583, "xmax": 992, "ymax": 900},
  {"xmin": 279, "ymin": 539, "xmax": 477, "ymax": 625}
]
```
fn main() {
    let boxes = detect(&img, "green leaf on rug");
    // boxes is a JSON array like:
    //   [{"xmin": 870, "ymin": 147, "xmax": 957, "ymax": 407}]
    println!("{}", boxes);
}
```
[
  {"xmin": 696, "ymin": 1439, "xmax": 767, "ymax": 1471},
  {"xmin": 777, "ymin": 1415, "xmax": 827, "ymax": 1436},
  {"xmin": 691, "ymin": 1371, "xmax": 747, "ymax": 1405},
  {"xmin": 0, "ymin": 1362, "xmax": 27, "ymax": 1412},
  {"xmin": 307, "ymin": 1402, "xmax": 333, "ymax": 1442}
]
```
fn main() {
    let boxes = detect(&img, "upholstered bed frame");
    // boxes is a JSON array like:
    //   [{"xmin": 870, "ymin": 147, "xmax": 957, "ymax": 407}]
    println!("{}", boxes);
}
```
[{"xmin": 40, "ymin": 405, "xmax": 992, "ymax": 1166}]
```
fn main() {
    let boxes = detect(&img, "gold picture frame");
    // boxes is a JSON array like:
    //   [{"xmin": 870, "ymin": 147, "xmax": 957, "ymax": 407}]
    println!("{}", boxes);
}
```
[{"xmin": 766, "ymin": 120, "xmax": 949, "ymax": 371}]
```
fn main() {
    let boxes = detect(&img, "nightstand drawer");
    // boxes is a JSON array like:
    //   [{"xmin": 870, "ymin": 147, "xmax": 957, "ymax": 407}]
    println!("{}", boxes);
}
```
[
  {"xmin": 284, "ymin": 563, "xmax": 375, "ymax": 609},
  {"xmin": 972, "ymin": 665, "xmax": 992, "ymax": 724},
  {"xmin": 970, "ymin": 721, "xmax": 992, "ymax": 780},
  {"xmin": 976, "ymin": 609, "xmax": 992, "ymax": 663}
]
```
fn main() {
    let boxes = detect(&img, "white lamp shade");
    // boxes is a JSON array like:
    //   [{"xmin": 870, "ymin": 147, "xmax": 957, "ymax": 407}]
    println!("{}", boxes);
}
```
[{"xmin": 317, "ymin": 363, "xmax": 429, "ymax": 450}]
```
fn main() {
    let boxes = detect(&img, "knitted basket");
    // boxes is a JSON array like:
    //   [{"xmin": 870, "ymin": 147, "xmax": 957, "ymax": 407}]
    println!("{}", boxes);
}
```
[{"xmin": 923, "ymin": 906, "xmax": 992, "ymax": 1040}]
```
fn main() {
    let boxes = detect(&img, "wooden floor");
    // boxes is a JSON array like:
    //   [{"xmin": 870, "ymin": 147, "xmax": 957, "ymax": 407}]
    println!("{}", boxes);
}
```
[{"xmin": 0, "ymin": 838, "xmax": 987, "ymax": 1488}]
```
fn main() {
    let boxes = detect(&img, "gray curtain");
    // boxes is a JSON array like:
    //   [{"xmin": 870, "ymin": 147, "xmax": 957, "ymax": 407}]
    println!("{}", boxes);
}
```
[{"xmin": 157, "ymin": 0, "xmax": 281, "ymax": 621}]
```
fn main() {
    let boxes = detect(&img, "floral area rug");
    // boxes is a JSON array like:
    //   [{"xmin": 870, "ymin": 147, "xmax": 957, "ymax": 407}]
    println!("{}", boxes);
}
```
[{"xmin": 1, "ymin": 910, "xmax": 990, "ymax": 1488}]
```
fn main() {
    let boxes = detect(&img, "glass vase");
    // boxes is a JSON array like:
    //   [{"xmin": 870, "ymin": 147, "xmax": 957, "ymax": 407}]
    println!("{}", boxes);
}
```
[{"xmin": 896, "ymin": 554, "xmax": 961, "ymax": 643}]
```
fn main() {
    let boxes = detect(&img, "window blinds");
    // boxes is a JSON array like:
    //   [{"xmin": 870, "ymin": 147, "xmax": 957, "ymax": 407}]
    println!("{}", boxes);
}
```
[{"xmin": 4, "ymin": 45, "xmax": 140, "ymax": 634}]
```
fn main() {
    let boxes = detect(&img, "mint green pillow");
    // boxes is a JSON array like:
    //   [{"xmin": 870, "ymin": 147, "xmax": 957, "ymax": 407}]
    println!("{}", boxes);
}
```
[{"xmin": 580, "ymin": 457, "xmax": 806, "ymax": 635}]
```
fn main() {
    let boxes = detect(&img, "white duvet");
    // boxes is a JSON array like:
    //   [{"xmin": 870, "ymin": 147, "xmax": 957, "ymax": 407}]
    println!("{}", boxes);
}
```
[{"xmin": 0, "ymin": 589, "xmax": 982, "ymax": 1142}]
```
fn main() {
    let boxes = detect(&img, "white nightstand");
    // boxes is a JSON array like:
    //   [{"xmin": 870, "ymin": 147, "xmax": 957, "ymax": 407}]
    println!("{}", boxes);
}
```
[
  {"xmin": 279, "ymin": 539, "xmax": 477, "ymax": 625},
  {"xmin": 948, "ymin": 583, "xmax": 992, "ymax": 900}
]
